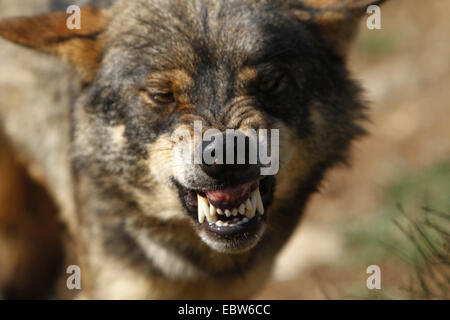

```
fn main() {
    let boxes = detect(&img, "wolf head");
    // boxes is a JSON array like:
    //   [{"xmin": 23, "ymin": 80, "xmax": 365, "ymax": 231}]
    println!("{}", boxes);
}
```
[{"xmin": 0, "ymin": 0, "xmax": 385, "ymax": 276}]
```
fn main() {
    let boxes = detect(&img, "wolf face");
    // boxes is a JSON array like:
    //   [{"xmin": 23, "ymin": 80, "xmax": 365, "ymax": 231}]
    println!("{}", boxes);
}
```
[{"xmin": 0, "ymin": 0, "xmax": 386, "ymax": 298}]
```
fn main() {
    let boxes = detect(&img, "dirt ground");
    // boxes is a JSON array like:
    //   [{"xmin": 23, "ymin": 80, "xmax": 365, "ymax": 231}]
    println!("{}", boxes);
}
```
[{"xmin": 256, "ymin": 0, "xmax": 450, "ymax": 299}]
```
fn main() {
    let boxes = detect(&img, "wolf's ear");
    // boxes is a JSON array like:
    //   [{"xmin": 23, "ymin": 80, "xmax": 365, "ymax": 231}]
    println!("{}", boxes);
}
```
[
  {"xmin": 295, "ymin": 0, "xmax": 387, "ymax": 56},
  {"xmin": 0, "ymin": 6, "xmax": 109, "ymax": 83}
]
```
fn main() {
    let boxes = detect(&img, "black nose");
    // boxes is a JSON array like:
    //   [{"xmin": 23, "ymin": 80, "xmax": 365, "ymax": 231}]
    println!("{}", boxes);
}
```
[{"xmin": 200, "ymin": 132, "xmax": 258, "ymax": 181}]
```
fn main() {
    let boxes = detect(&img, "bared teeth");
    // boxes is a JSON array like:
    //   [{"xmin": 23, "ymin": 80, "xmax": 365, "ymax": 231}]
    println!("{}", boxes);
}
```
[
  {"xmin": 197, "ymin": 194, "xmax": 217, "ymax": 223},
  {"xmin": 208, "ymin": 207, "xmax": 217, "ymax": 222},
  {"xmin": 197, "ymin": 194, "xmax": 207, "ymax": 223},
  {"xmin": 209, "ymin": 203, "xmax": 216, "ymax": 218},
  {"xmin": 246, "ymin": 195, "xmax": 256, "ymax": 219},
  {"xmin": 245, "ymin": 198, "xmax": 253, "ymax": 216},
  {"xmin": 196, "ymin": 186, "xmax": 265, "ymax": 224}
]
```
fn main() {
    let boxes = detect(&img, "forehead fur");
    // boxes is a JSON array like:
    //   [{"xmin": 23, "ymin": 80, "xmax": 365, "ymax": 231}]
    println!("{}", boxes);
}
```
[{"xmin": 102, "ymin": 0, "xmax": 320, "ymax": 74}]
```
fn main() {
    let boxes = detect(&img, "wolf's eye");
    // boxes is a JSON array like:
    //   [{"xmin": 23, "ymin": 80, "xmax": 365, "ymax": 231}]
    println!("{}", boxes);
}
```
[
  {"xmin": 150, "ymin": 92, "xmax": 175, "ymax": 105},
  {"xmin": 139, "ymin": 88, "xmax": 176, "ymax": 105},
  {"xmin": 258, "ymin": 74, "xmax": 285, "ymax": 93}
]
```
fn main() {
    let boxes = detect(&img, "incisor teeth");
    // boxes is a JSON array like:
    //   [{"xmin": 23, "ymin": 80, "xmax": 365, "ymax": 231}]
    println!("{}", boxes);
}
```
[
  {"xmin": 255, "ymin": 187, "xmax": 264, "ymax": 215},
  {"xmin": 198, "ymin": 186, "xmax": 264, "ymax": 224}
]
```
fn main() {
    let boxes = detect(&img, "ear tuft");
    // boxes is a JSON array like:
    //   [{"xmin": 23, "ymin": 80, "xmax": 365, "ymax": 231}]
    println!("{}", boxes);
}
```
[{"xmin": 0, "ymin": 6, "xmax": 109, "ymax": 83}]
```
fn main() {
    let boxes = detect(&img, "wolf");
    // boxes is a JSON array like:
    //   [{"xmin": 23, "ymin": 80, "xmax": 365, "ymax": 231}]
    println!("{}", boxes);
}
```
[{"xmin": 0, "ymin": 0, "xmax": 387, "ymax": 299}]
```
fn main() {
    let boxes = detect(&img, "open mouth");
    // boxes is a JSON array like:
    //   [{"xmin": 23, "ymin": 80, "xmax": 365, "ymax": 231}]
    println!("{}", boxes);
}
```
[
  {"xmin": 198, "ymin": 181, "xmax": 264, "ymax": 225},
  {"xmin": 173, "ymin": 176, "xmax": 275, "ymax": 252}
]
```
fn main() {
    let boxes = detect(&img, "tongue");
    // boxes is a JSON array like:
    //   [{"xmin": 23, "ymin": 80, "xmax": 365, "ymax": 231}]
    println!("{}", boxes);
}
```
[{"xmin": 204, "ymin": 182, "xmax": 253, "ymax": 203}]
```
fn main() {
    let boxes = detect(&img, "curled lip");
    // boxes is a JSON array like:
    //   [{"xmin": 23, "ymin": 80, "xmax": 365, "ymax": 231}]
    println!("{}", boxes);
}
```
[
  {"xmin": 204, "ymin": 181, "xmax": 255, "ymax": 205},
  {"xmin": 196, "ymin": 181, "xmax": 259, "ymax": 210}
]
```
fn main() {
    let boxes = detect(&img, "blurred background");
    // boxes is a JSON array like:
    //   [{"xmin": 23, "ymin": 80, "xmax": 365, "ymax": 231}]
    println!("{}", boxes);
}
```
[{"xmin": 257, "ymin": 0, "xmax": 450, "ymax": 299}]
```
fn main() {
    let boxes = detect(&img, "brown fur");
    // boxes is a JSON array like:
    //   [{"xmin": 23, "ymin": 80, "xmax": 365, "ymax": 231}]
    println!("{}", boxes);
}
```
[
  {"xmin": 0, "ymin": 5, "xmax": 109, "ymax": 82},
  {"xmin": 0, "ymin": 130, "xmax": 64, "ymax": 299}
]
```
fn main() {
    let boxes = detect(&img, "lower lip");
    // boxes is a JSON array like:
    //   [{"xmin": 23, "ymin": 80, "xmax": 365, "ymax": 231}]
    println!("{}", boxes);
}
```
[{"xmin": 201, "ymin": 214, "xmax": 264, "ymax": 236}]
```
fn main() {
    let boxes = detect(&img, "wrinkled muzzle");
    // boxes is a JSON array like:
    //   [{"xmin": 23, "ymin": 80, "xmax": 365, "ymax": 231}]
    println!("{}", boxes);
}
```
[{"xmin": 169, "ymin": 120, "xmax": 279, "ymax": 252}]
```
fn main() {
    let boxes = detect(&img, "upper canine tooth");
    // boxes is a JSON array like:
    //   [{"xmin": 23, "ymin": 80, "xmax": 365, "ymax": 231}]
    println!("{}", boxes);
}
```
[
  {"xmin": 239, "ymin": 204, "xmax": 246, "ymax": 215},
  {"xmin": 255, "ymin": 187, "xmax": 264, "ymax": 215},
  {"xmin": 197, "ymin": 195, "xmax": 206, "ymax": 223},
  {"xmin": 198, "ymin": 209, "xmax": 205, "ymax": 223},
  {"xmin": 225, "ymin": 209, "xmax": 231, "ymax": 217}
]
